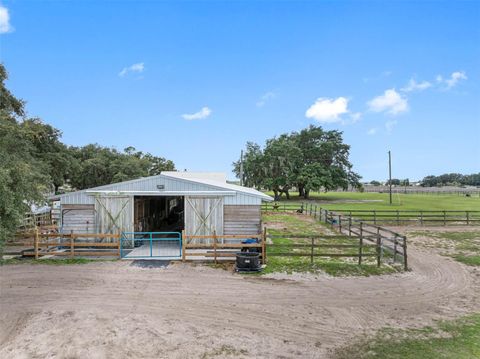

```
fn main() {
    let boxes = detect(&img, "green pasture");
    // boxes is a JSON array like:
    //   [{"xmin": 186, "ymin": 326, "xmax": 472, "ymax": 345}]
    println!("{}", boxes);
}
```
[{"xmin": 264, "ymin": 191, "xmax": 480, "ymax": 212}]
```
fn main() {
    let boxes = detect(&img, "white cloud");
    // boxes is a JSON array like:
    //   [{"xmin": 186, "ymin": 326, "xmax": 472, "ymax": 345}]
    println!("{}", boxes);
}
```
[
  {"xmin": 182, "ymin": 107, "xmax": 212, "ymax": 120},
  {"xmin": 385, "ymin": 119, "xmax": 398, "ymax": 133},
  {"xmin": 435, "ymin": 71, "xmax": 467, "ymax": 89},
  {"xmin": 256, "ymin": 91, "xmax": 276, "ymax": 107},
  {"xmin": 119, "ymin": 62, "xmax": 145, "ymax": 77},
  {"xmin": 367, "ymin": 89, "xmax": 408, "ymax": 115},
  {"xmin": 0, "ymin": 6, "xmax": 13, "ymax": 34},
  {"xmin": 444, "ymin": 71, "xmax": 467, "ymax": 89},
  {"xmin": 367, "ymin": 128, "xmax": 377, "ymax": 135},
  {"xmin": 305, "ymin": 97, "xmax": 349, "ymax": 123},
  {"xmin": 401, "ymin": 78, "xmax": 432, "ymax": 92}
]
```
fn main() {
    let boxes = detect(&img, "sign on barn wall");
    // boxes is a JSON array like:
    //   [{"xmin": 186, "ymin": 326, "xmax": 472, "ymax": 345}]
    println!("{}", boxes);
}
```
[
  {"xmin": 95, "ymin": 196, "xmax": 133, "ymax": 235},
  {"xmin": 184, "ymin": 197, "xmax": 224, "ymax": 239}
]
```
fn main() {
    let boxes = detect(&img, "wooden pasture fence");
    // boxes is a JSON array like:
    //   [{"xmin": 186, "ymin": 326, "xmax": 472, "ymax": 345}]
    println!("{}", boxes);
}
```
[
  {"xmin": 266, "ymin": 234, "xmax": 380, "ymax": 265},
  {"xmin": 182, "ymin": 231, "xmax": 266, "ymax": 264},
  {"xmin": 262, "ymin": 202, "xmax": 480, "ymax": 226},
  {"xmin": 8, "ymin": 230, "xmax": 121, "ymax": 258},
  {"xmin": 326, "ymin": 209, "xmax": 480, "ymax": 226}
]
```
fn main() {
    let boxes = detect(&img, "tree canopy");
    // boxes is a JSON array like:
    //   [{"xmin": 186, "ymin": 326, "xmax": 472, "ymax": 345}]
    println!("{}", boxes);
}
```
[
  {"xmin": 0, "ymin": 63, "xmax": 175, "ymax": 249},
  {"xmin": 233, "ymin": 125, "xmax": 361, "ymax": 200}
]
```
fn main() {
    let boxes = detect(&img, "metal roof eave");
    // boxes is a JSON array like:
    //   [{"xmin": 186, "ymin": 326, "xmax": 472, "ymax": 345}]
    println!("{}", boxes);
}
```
[{"xmin": 84, "ymin": 190, "xmax": 237, "ymax": 197}]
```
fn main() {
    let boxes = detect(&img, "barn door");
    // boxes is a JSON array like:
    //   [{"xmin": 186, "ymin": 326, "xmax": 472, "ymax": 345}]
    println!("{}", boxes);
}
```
[
  {"xmin": 184, "ymin": 197, "xmax": 223, "ymax": 238},
  {"xmin": 95, "ymin": 196, "xmax": 133, "ymax": 235}
]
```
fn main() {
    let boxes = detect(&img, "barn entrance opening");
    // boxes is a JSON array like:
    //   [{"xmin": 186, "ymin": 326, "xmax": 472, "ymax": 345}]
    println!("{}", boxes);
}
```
[{"xmin": 133, "ymin": 196, "xmax": 184, "ymax": 233}]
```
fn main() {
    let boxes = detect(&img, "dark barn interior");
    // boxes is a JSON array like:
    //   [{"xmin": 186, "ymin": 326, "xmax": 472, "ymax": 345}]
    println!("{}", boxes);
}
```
[{"xmin": 134, "ymin": 196, "xmax": 184, "ymax": 233}]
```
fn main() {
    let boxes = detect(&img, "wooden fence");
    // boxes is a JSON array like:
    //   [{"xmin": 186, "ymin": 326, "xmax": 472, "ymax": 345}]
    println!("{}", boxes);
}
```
[
  {"xmin": 267, "ymin": 234, "xmax": 380, "ymax": 265},
  {"xmin": 182, "ymin": 230, "xmax": 265, "ymax": 264},
  {"xmin": 262, "ymin": 203, "xmax": 408, "ymax": 270},
  {"xmin": 7, "ymin": 230, "xmax": 121, "ymax": 259},
  {"xmin": 18, "ymin": 212, "xmax": 56, "ymax": 231},
  {"xmin": 262, "ymin": 203, "xmax": 480, "ymax": 226},
  {"xmin": 325, "ymin": 209, "xmax": 480, "ymax": 226}
]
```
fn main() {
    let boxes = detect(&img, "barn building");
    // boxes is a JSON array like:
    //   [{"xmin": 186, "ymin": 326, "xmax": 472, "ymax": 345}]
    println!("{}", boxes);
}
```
[{"xmin": 51, "ymin": 172, "xmax": 273, "ymax": 237}]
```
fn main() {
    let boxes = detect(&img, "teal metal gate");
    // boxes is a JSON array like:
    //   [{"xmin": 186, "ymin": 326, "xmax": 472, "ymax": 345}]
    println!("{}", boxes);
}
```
[{"xmin": 120, "ymin": 232, "xmax": 182, "ymax": 259}]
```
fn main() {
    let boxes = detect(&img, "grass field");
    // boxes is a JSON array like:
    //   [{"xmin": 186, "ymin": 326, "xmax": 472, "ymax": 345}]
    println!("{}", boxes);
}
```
[
  {"xmin": 333, "ymin": 313, "xmax": 480, "ymax": 359},
  {"xmin": 261, "ymin": 212, "xmax": 399, "ymax": 276},
  {"xmin": 264, "ymin": 191, "xmax": 480, "ymax": 212}
]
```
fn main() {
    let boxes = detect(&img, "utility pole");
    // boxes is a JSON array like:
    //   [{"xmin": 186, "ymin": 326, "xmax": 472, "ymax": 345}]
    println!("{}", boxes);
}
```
[
  {"xmin": 388, "ymin": 150, "xmax": 392, "ymax": 205},
  {"xmin": 239, "ymin": 150, "xmax": 244, "ymax": 186}
]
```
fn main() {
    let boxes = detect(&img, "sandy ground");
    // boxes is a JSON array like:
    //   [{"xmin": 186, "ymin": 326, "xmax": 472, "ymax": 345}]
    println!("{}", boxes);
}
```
[{"xmin": 1, "ymin": 241, "xmax": 480, "ymax": 358}]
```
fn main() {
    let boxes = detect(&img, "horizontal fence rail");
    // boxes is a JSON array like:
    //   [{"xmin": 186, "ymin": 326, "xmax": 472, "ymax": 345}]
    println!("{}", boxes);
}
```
[
  {"xmin": 263, "ymin": 203, "xmax": 408, "ymax": 270},
  {"xmin": 262, "ymin": 203, "xmax": 480, "ymax": 226},
  {"xmin": 7, "ymin": 229, "xmax": 121, "ymax": 259},
  {"xmin": 267, "ymin": 234, "xmax": 378, "ymax": 265},
  {"xmin": 182, "ymin": 230, "xmax": 266, "ymax": 264}
]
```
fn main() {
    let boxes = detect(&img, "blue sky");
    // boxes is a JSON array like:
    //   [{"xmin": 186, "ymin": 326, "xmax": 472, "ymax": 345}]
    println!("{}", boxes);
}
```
[{"xmin": 1, "ymin": 0, "xmax": 479, "ymax": 181}]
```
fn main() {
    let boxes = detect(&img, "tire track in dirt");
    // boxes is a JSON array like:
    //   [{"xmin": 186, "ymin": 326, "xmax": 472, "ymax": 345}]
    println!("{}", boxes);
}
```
[{"xmin": 1, "ymin": 246, "xmax": 479, "ymax": 358}]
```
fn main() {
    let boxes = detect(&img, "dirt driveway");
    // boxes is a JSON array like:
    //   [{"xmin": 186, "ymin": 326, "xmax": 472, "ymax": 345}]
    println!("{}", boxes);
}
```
[{"xmin": 1, "ymin": 244, "xmax": 479, "ymax": 358}]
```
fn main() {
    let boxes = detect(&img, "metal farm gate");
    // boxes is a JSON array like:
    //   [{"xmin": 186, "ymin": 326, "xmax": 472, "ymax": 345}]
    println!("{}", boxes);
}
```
[{"xmin": 120, "ymin": 232, "xmax": 182, "ymax": 259}]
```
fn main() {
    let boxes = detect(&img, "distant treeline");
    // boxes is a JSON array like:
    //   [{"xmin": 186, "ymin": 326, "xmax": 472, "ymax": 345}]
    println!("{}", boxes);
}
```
[
  {"xmin": 420, "ymin": 173, "xmax": 480, "ymax": 187},
  {"xmin": 368, "ymin": 173, "xmax": 480, "ymax": 187},
  {"xmin": 0, "ymin": 64, "xmax": 174, "ymax": 246}
]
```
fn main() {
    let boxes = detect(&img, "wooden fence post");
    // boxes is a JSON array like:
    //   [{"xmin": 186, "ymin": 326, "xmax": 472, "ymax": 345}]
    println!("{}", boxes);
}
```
[
  {"xmin": 396, "ymin": 210, "xmax": 400, "ymax": 225},
  {"xmin": 338, "ymin": 215, "xmax": 342, "ymax": 233},
  {"xmin": 443, "ymin": 210, "xmax": 447, "ymax": 226},
  {"xmin": 70, "ymin": 230, "xmax": 74, "ymax": 257},
  {"xmin": 348, "ymin": 216, "xmax": 352, "ymax": 237},
  {"xmin": 373, "ymin": 210, "xmax": 377, "ymax": 225},
  {"xmin": 213, "ymin": 230, "xmax": 217, "ymax": 265},
  {"xmin": 34, "ymin": 227, "xmax": 39, "ymax": 260},
  {"xmin": 314, "ymin": 205, "xmax": 317, "ymax": 219},
  {"xmin": 420, "ymin": 211, "xmax": 423, "ymax": 226},
  {"xmin": 403, "ymin": 235, "xmax": 408, "ymax": 271},
  {"xmin": 466, "ymin": 211, "xmax": 470, "ymax": 225},
  {"xmin": 117, "ymin": 235, "xmax": 121, "ymax": 258},
  {"xmin": 310, "ymin": 238, "xmax": 314, "ymax": 264},
  {"xmin": 393, "ymin": 236, "xmax": 398, "ymax": 263},
  {"xmin": 358, "ymin": 223, "xmax": 363, "ymax": 266},
  {"xmin": 376, "ymin": 228, "xmax": 381, "ymax": 267},
  {"xmin": 181, "ymin": 230, "xmax": 186, "ymax": 262},
  {"xmin": 262, "ymin": 227, "xmax": 267, "ymax": 264}
]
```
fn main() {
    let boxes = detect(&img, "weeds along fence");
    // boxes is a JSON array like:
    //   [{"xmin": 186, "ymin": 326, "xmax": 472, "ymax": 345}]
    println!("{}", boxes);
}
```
[
  {"xmin": 266, "ymin": 234, "xmax": 390, "ymax": 267},
  {"xmin": 182, "ymin": 231, "xmax": 265, "ymax": 264},
  {"xmin": 262, "ymin": 203, "xmax": 480, "ymax": 226},
  {"xmin": 6, "ymin": 229, "xmax": 120, "ymax": 259},
  {"xmin": 314, "ymin": 208, "xmax": 407, "ymax": 270},
  {"xmin": 263, "ymin": 203, "xmax": 408, "ymax": 270}
]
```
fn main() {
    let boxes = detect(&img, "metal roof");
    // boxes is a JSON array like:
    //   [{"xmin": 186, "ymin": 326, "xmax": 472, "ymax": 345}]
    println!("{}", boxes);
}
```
[{"xmin": 51, "ymin": 172, "xmax": 274, "ymax": 202}]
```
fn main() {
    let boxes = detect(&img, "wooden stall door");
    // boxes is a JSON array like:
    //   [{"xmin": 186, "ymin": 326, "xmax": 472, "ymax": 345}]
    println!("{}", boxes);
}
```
[
  {"xmin": 184, "ymin": 197, "xmax": 224, "ymax": 238},
  {"xmin": 62, "ymin": 204, "xmax": 96, "ymax": 234},
  {"xmin": 95, "ymin": 196, "xmax": 133, "ymax": 235}
]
